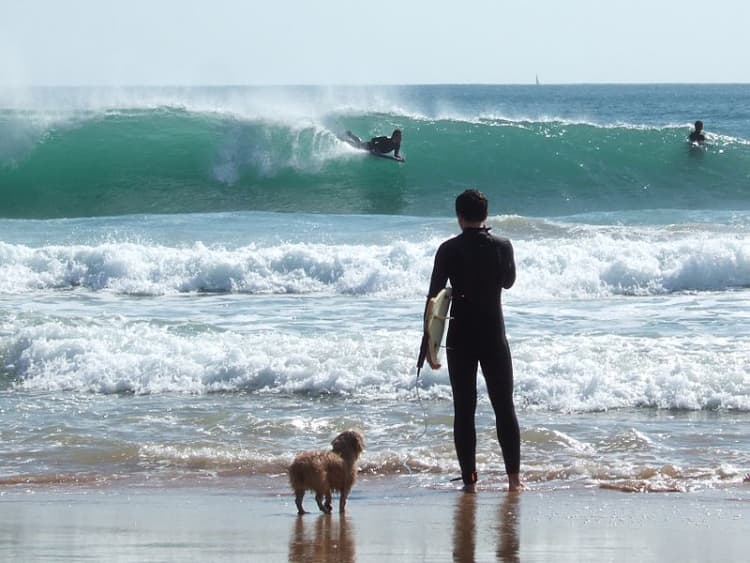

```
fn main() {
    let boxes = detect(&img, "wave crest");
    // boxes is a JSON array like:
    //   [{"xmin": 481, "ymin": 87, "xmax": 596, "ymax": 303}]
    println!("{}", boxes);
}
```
[{"xmin": 2, "ymin": 105, "xmax": 749, "ymax": 219}]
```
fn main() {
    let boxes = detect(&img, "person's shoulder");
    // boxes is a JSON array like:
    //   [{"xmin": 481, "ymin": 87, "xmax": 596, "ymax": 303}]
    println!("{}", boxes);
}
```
[
  {"xmin": 437, "ymin": 233, "xmax": 463, "ymax": 253},
  {"xmin": 440, "ymin": 234, "xmax": 461, "ymax": 247},
  {"xmin": 489, "ymin": 233, "xmax": 514, "ymax": 252},
  {"xmin": 489, "ymin": 232, "xmax": 512, "ymax": 245}
]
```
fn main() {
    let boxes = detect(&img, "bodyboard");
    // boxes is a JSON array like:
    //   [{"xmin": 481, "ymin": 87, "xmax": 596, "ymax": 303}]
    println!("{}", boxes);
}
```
[
  {"xmin": 371, "ymin": 151, "xmax": 405, "ymax": 162},
  {"xmin": 424, "ymin": 287, "xmax": 452, "ymax": 366}
]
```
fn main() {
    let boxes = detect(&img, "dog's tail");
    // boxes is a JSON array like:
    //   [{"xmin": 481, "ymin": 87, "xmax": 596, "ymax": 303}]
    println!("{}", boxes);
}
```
[{"xmin": 288, "ymin": 462, "xmax": 306, "ymax": 490}]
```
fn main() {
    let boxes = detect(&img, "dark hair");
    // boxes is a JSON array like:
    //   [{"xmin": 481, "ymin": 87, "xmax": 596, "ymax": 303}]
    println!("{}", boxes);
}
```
[
  {"xmin": 455, "ymin": 189, "xmax": 488, "ymax": 222},
  {"xmin": 695, "ymin": 120, "xmax": 703, "ymax": 129},
  {"xmin": 392, "ymin": 129, "xmax": 402, "ymax": 138}
]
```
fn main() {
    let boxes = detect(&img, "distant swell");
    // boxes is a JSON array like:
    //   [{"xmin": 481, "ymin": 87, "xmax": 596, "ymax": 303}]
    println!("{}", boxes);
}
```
[{"xmin": 2, "ymin": 107, "xmax": 750, "ymax": 218}]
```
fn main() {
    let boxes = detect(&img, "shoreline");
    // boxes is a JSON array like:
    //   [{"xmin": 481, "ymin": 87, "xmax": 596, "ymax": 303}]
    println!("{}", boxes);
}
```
[{"xmin": 1, "ymin": 476, "xmax": 747, "ymax": 562}]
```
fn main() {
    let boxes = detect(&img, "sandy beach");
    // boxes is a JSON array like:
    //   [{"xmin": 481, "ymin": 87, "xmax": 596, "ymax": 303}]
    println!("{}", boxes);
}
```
[{"xmin": 0, "ymin": 476, "xmax": 747, "ymax": 562}]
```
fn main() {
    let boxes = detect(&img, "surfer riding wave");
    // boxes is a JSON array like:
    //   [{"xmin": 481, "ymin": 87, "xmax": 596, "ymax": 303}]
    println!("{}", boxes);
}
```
[{"xmin": 345, "ymin": 129, "xmax": 403, "ymax": 160}]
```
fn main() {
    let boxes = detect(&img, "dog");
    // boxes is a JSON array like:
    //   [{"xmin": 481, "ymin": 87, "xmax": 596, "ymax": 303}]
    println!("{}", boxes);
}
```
[{"xmin": 288, "ymin": 430, "xmax": 365, "ymax": 515}]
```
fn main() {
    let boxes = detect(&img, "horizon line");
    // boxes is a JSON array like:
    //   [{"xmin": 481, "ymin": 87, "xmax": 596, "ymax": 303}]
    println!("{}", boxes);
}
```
[{"xmin": 3, "ymin": 81, "xmax": 750, "ymax": 89}]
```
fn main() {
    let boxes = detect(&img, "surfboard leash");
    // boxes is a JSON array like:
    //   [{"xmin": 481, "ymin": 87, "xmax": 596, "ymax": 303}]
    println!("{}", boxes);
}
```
[{"xmin": 413, "ymin": 367, "xmax": 429, "ymax": 441}]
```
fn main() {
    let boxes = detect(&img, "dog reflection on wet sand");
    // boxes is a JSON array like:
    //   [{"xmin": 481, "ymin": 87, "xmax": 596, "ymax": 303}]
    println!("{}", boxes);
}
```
[
  {"xmin": 289, "ymin": 430, "xmax": 365, "ymax": 515},
  {"xmin": 288, "ymin": 513, "xmax": 355, "ymax": 563}
]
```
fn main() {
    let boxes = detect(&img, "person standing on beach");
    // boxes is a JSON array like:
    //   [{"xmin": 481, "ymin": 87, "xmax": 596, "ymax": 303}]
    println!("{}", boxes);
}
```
[{"xmin": 423, "ymin": 189, "xmax": 523, "ymax": 493}]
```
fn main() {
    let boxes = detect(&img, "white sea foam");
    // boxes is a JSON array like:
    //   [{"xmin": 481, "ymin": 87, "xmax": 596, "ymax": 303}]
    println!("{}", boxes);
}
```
[
  {"xmin": 2, "ymin": 221, "xmax": 749, "ymax": 300},
  {"xmin": 3, "ymin": 315, "xmax": 749, "ymax": 411}
]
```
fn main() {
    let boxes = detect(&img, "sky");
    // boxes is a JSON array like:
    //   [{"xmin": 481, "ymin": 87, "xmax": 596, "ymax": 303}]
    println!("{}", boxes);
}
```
[{"xmin": 1, "ymin": 0, "xmax": 748, "ymax": 86}]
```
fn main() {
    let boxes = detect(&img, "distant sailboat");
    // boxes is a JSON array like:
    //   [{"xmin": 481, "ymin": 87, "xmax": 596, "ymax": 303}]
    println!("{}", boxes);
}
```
[{"xmin": 535, "ymin": 74, "xmax": 540, "ymax": 86}]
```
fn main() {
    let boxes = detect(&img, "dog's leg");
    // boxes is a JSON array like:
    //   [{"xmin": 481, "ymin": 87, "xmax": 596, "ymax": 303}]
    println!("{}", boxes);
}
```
[
  {"xmin": 315, "ymin": 492, "xmax": 328, "ymax": 514},
  {"xmin": 324, "ymin": 491, "xmax": 333, "ymax": 514},
  {"xmin": 295, "ymin": 490, "xmax": 307, "ymax": 515},
  {"xmin": 339, "ymin": 487, "xmax": 349, "ymax": 513}
]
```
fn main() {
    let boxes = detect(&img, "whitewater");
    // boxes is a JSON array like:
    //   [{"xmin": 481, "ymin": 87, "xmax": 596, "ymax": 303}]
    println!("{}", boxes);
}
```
[{"xmin": 1, "ymin": 84, "xmax": 749, "ymax": 493}]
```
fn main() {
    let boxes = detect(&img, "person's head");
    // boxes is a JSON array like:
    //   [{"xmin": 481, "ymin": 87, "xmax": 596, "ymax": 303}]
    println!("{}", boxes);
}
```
[
  {"xmin": 694, "ymin": 120, "xmax": 703, "ymax": 131},
  {"xmin": 455, "ymin": 189, "xmax": 488, "ymax": 224},
  {"xmin": 391, "ymin": 129, "xmax": 402, "ymax": 142}
]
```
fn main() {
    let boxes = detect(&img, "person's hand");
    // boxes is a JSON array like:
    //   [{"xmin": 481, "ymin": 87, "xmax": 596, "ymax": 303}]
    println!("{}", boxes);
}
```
[{"xmin": 425, "ymin": 344, "xmax": 442, "ymax": 370}]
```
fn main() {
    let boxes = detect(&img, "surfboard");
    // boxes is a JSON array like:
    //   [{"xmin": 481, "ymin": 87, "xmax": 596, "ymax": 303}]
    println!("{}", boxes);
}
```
[{"xmin": 424, "ymin": 287, "xmax": 452, "ymax": 366}]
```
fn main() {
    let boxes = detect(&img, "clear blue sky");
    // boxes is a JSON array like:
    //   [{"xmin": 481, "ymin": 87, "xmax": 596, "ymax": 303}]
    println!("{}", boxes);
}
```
[{"xmin": 1, "ymin": 0, "xmax": 748, "ymax": 86}]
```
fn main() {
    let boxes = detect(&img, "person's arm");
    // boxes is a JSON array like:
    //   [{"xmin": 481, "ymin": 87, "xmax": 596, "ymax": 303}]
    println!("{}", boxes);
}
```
[
  {"xmin": 393, "ymin": 142, "xmax": 400, "ymax": 158},
  {"xmin": 500, "ymin": 239, "xmax": 516, "ymax": 289},
  {"xmin": 427, "ymin": 244, "xmax": 449, "ymax": 298},
  {"xmin": 419, "ymin": 244, "xmax": 450, "ymax": 370}
]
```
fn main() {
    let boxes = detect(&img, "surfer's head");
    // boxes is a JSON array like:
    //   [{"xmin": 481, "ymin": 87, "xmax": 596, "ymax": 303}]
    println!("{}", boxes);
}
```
[
  {"xmin": 694, "ymin": 120, "xmax": 703, "ymax": 131},
  {"xmin": 391, "ymin": 129, "xmax": 402, "ymax": 141},
  {"xmin": 455, "ymin": 189, "xmax": 488, "ymax": 223}
]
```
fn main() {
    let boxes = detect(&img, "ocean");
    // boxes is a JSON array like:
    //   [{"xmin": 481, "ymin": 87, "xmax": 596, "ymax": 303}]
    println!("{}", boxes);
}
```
[{"xmin": 1, "ymin": 84, "xmax": 749, "ymax": 493}]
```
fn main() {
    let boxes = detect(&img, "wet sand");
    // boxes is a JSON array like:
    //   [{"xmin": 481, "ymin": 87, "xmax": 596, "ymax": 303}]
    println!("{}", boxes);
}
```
[{"xmin": 0, "ymin": 476, "xmax": 748, "ymax": 562}]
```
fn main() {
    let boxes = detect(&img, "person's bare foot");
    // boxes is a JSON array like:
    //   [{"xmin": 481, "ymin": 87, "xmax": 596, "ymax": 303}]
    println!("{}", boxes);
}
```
[
  {"xmin": 462, "ymin": 482, "xmax": 476, "ymax": 493},
  {"xmin": 508, "ymin": 474, "xmax": 526, "ymax": 492}
]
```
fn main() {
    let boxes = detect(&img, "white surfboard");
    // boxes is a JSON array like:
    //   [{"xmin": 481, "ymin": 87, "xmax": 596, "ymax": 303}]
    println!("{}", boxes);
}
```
[{"xmin": 424, "ymin": 287, "xmax": 452, "ymax": 367}]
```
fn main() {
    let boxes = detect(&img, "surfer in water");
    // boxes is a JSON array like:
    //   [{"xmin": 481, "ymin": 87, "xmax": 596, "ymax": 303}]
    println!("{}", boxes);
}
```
[
  {"xmin": 688, "ymin": 120, "xmax": 706, "ymax": 144},
  {"xmin": 345, "ymin": 129, "xmax": 402, "ymax": 160},
  {"xmin": 422, "ymin": 189, "xmax": 524, "ymax": 493}
]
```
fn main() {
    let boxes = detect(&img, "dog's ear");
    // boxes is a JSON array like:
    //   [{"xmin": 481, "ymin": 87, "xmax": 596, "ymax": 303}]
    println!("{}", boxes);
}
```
[{"xmin": 351, "ymin": 432, "xmax": 364, "ymax": 454}]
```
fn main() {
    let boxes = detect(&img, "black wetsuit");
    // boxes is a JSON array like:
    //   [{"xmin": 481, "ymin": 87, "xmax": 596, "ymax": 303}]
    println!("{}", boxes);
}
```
[
  {"xmin": 688, "ymin": 130, "xmax": 705, "ymax": 143},
  {"xmin": 366, "ymin": 136, "xmax": 401, "ymax": 157},
  {"xmin": 426, "ymin": 227, "xmax": 520, "ymax": 484},
  {"xmin": 346, "ymin": 131, "xmax": 400, "ymax": 157}
]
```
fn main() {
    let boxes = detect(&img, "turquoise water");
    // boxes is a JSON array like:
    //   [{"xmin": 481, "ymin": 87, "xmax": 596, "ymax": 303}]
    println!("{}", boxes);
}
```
[
  {"xmin": 2, "ymin": 85, "xmax": 749, "ymax": 218},
  {"xmin": 0, "ymin": 85, "xmax": 749, "ymax": 493}
]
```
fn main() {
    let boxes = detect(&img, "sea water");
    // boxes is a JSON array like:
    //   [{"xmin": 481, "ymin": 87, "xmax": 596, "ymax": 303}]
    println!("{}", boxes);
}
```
[{"xmin": 1, "ymin": 84, "xmax": 749, "ymax": 492}]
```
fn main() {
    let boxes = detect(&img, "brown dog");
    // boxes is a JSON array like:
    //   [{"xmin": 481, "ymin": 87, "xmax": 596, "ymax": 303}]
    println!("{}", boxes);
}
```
[{"xmin": 289, "ymin": 430, "xmax": 365, "ymax": 515}]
